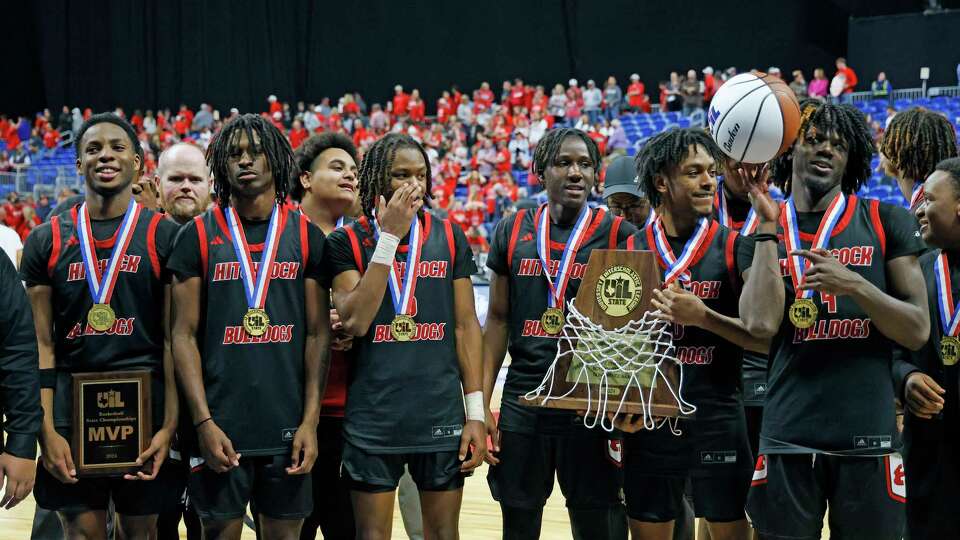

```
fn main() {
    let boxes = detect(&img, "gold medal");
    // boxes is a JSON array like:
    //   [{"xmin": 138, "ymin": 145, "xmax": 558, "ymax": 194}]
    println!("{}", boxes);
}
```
[
  {"xmin": 540, "ymin": 307, "xmax": 565, "ymax": 335},
  {"xmin": 88, "ymin": 303, "xmax": 116, "ymax": 332},
  {"xmin": 941, "ymin": 336, "xmax": 960, "ymax": 366},
  {"xmin": 243, "ymin": 308, "xmax": 270, "ymax": 337},
  {"xmin": 788, "ymin": 298, "xmax": 818, "ymax": 329},
  {"xmin": 391, "ymin": 314, "xmax": 416, "ymax": 342}
]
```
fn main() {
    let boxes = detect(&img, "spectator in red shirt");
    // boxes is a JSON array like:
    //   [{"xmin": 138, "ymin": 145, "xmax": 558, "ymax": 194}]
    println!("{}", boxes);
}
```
[
  {"xmin": 568, "ymin": 79, "xmax": 583, "ymax": 106},
  {"xmin": 475, "ymin": 82, "xmax": 494, "ymax": 112},
  {"xmin": 835, "ymin": 57, "xmax": 858, "ymax": 94},
  {"xmin": 16, "ymin": 204, "xmax": 39, "ymax": 241},
  {"xmin": 627, "ymin": 74, "xmax": 646, "ymax": 112},
  {"xmin": 407, "ymin": 89, "xmax": 426, "ymax": 123},
  {"xmin": 289, "ymin": 119, "xmax": 309, "ymax": 149},
  {"xmin": 495, "ymin": 140, "xmax": 512, "ymax": 173},
  {"xmin": 130, "ymin": 109, "xmax": 144, "ymax": 132},
  {"xmin": 436, "ymin": 91, "xmax": 454, "ymax": 123},
  {"xmin": 268, "ymin": 95, "xmax": 282, "ymax": 116},
  {"xmin": 392, "ymin": 85, "xmax": 410, "ymax": 119},
  {"xmin": 702, "ymin": 66, "xmax": 717, "ymax": 105},
  {"xmin": 173, "ymin": 115, "xmax": 189, "ymax": 136},
  {"xmin": 42, "ymin": 125, "xmax": 60, "ymax": 149},
  {"xmin": 178, "ymin": 104, "xmax": 194, "ymax": 127},
  {"xmin": 509, "ymin": 78, "xmax": 526, "ymax": 113}
]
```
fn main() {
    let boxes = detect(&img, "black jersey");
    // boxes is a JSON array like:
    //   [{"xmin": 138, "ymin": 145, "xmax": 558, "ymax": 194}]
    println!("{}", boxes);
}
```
[
  {"xmin": 20, "ymin": 204, "xmax": 177, "ymax": 434},
  {"xmin": 737, "ymin": 195, "xmax": 924, "ymax": 455},
  {"xmin": 486, "ymin": 205, "xmax": 636, "ymax": 435},
  {"xmin": 622, "ymin": 220, "xmax": 752, "ymax": 475},
  {"xmin": 167, "ymin": 206, "xmax": 325, "ymax": 456},
  {"xmin": 323, "ymin": 212, "xmax": 476, "ymax": 453}
]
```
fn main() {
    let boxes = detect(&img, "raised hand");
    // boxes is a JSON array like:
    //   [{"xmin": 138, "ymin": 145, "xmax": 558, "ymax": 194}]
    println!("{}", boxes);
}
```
[
  {"xmin": 377, "ymin": 182, "xmax": 424, "ymax": 237},
  {"xmin": 793, "ymin": 248, "xmax": 864, "ymax": 296}
]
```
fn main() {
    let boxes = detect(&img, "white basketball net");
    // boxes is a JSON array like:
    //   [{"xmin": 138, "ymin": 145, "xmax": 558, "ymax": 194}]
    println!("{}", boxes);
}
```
[{"xmin": 524, "ymin": 301, "xmax": 696, "ymax": 433}]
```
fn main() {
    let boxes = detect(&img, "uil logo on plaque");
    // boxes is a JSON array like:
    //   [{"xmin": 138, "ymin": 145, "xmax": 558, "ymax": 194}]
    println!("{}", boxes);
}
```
[
  {"xmin": 596, "ymin": 265, "xmax": 642, "ymax": 317},
  {"xmin": 72, "ymin": 370, "xmax": 151, "ymax": 477}
]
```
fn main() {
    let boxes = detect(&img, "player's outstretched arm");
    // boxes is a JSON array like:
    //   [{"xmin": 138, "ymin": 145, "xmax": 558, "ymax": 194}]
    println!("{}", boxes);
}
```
[
  {"xmin": 652, "ymin": 285, "xmax": 770, "ymax": 353},
  {"xmin": 453, "ymin": 276, "xmax": 486, "ymax": 471},
  {"xmin": 481, "ymin": 271, "xmax": 510, "ymax": 464},
  {"xmin": 739, "ymin": 164, "xmax": 785, "ymax": 338},
  {"xmin": 287, "ymin": 279, "xmax": 329, "ymax": 476},
  {"xmin": 333, "ymin": 183, "xmax": 423, "ymax": 336},
  {"xmin": 171, "ymin": 275, "xmax": 239, "ymax": 473},
  {"xmin": 27, "ymin": 285, "xmax": 77, "ymax": 485}
]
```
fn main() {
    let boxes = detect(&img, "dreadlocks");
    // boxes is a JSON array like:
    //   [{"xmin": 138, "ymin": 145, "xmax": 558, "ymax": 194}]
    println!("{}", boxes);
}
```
[
  {"xmin": 207, "ymin": 113, "xmax": 294, "ymax": 208},
  {"xmin": 634, "ymin": 127, "xmax": 725, "ymax": 208},
  {"xmin": 532, "ymin": 128, "xmax": 601, "ymax": 179},
  {"xmin": 357, "ymin": 133, "xmax": 432, "ymax": 217},
  {"xmin": 881, "ymin": 107, "xmax": 958, "ymax": 183},
  {"xmin": 770, "ymin": 99, "xmax": 874, "ymax": 195}
]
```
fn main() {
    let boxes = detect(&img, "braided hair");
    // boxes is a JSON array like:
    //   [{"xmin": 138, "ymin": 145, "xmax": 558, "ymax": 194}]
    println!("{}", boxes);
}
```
[
  {"xmin": 357, "ymin": 133, "xmax": 432, "ymax": 217},
  {"xmin": 207, "ymin": 113, "xmax": 294, "ymax": 208},
  {"xmin": 881, "ymin": 107, "xmax": 958, "ymax": 183},
  {"xmin": 770, "ymin": 99, "xmax": 874, "ymax": 195},
  {"xmin": 531, "ymin": 127, "xmax": 601, "ymax": 179},
  {"xmin": 634, "ymin": 127, "xmax": 725, "ymax": 208}
]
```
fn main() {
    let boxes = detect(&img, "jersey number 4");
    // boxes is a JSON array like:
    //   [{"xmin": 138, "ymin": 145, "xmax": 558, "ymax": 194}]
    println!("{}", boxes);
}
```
[{"xmin": 819, "ymin": 292, "xmax": 837, "ymax": 314}]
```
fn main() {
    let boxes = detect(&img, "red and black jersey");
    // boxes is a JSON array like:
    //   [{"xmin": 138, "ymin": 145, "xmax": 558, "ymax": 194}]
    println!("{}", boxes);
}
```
[
  {"xmin": 738, "ymin": 195, "xmax": 925, "ymax": 455},
  {"xmin": 20, "ymin": 204, "xmax": 177, "ymax": 434},
  {"xmin": 486, "ymin": 205, "xmax": 636, "ymax": 435},
  {"xmin": 323, "ymin": 211, "xmax": 477, "ymax": 453},
  {"xmin": 167, "ymin": 206, "xmax": 325, "ymax": 456},
  {"xmin": 622, "ymin": 220, "xmax": 752, "ymax": 476}
]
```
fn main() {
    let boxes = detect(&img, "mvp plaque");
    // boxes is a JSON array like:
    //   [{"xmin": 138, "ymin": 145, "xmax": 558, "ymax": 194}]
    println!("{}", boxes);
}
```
[{"xmin": 72, "ymin": 370, "xmax": 152, "ymax": 477}]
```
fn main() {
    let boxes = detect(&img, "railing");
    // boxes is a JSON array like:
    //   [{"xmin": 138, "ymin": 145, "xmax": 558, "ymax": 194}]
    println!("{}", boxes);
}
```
[
  {"xmin": 892, "ymin": 88, "xmax": 925, "ymax": 100},
  {"xmin": 0, "ymin": 169, "xmax": 83, "ymax": 196},
  {"xmin": 848, "ymin": 91, "xmax": 875, "ymax": 103},
  {"xmin": 929, "ymin": 86, "xmax": 960, "ymax": 97}
]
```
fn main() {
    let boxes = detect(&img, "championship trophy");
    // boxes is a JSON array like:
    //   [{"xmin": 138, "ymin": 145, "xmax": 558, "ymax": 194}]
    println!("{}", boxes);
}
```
[
  {"xmin": 72, "ymin": 370, "xmax": 152, "ymax": 477},
  {"xmin": 521, "ymin": 249, "xmax": 695, "ymax": 432}
]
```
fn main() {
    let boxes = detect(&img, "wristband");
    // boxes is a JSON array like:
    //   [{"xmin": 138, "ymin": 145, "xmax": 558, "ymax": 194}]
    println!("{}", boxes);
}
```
[
  {"xmin": 194, "ymin": 417, "xmax": 213, "ymax": 429},
  {"xmin": 464, "ymin": 391, "xmax": 485, "ymax": 422},
  {"xmin": 752, "ymin": 233, "xmax": 779, "ymax": 243},
  {"xmin": 370, "ymin": 232, "xmax": 400, "ymax": 266},
  {"xmin": 39, "ymin": 368, "xmax": 56, "ymax": 389}
]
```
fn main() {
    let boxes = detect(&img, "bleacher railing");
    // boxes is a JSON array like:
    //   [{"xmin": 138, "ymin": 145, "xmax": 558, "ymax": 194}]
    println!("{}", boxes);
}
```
[
  {"xmin": 929, "ymin": 86, "xmax": 960, "ymax": 98},
  {"xmin": 892, "ymin": 88, "xmax": 925, "ymax": 100},
  {"xmin": 0, "ymin": 169, "xmax": 83, "ymax": 197},
  {"xmin": 848, "ymin": 91, "xmax": 874, "ymax": 103}
]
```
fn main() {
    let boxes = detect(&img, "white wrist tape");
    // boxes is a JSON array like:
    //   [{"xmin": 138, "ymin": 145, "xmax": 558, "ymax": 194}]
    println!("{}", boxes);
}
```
[
  {"xmin": 464, "ymin": 391, "xmax": 485, "ymax": 422},
  {"xmin": 370, "ymin": 232, "xmax": 400, "ymax": 266}
]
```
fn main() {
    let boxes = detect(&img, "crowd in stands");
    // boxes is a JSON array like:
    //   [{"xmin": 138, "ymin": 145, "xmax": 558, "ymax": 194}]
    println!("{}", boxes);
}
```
[{"xmin": 1, "ymin": 57, "xmax": 952, "ymax": 250}]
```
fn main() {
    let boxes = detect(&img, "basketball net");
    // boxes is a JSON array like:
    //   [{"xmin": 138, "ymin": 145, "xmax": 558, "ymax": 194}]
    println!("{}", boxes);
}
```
[{"xmin": 523, "ymin": 301, "xmax": 696, "ymax": 433}]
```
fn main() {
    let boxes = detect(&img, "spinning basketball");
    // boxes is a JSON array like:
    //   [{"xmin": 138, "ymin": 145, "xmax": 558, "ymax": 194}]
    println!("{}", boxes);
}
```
[{"xmin": 708, "ymin": 72, "xmax": 801, "ymax": 163}]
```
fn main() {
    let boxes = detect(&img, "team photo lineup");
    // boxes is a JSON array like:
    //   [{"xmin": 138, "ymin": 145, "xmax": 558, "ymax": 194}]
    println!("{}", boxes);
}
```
[{"xmin": 2, "ymin": 4, "xmax": 960, "ymax": 540}]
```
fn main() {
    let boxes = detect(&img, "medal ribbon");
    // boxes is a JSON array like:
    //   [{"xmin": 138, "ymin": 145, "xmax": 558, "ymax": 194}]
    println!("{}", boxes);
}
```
[
  {"xmin": 910, "ymin": 183, "xmax": 925, "ymax": 209},
  {"xmin": 536, "ymin": 203, "xmax": 592, "ymax": 309},
  {"xmin": 336, "ymin": 216, "xmax": 345, "ymax": 229},
  {"xmin": 76, "ymin": 198, "xmax": 142, "ymax": 304},
  {"xmin": 645, "ymin": 208, "xmax": 657, "ymax": 228},
  {"xmin": 372, "ymin": 212, "xmax": 423, "ymax": 317},
  {"xmin": 650, "ymin": 215, "xmax": 711, "ymax": 286},
  {"xmin": 782, "ymin": 193, "xmax": 846, "ymax": 299},
  {"xmin": 716, "ymin": 180, "xmax": 758, "ymax": 235},
  {"xmin": 225, "ymin": 205, "xmax": 283, "ymax": 310},
  {"xmin": 934, "ymin": 252, "xmax": 960, "ymax": 336}
]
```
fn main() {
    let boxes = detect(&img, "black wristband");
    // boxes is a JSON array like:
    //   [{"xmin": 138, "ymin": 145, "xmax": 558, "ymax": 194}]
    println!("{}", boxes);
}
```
[
  {"xmin": 194, "ymin": 417, "xmax": 213, "ymax": 429},
  {"xmin": 39, "ymin": 368, "xmax": 56, "ymax": 389},
  {"xmin": 752, "ymin": 233, "xmax": 779, "ymax": 243}
]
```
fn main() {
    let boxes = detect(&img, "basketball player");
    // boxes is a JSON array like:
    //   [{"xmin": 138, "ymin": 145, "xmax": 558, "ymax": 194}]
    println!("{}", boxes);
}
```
[
  {"xmin": 880, "ymin": 107, "xmax": 958, "ymax": 213},
  {"xmin": 615, "ymin": 129, "xmax": 767, "ymax": 540},
  {"xmin": 893, "ymin": 157, "xmax": 960, "ymax": 539},
  {"xmin": 323, "ymin": 133, "xmax": 485, "ymax": 539},
  {"xmin": 21, "ymin": 113, "xmax": 181, "ymax": 538},
  {"xmin": 483, "ymin": 128, "xmax": 635, "ymax": 540},
  {"xmin": 155, "ymin": 143, "xmax": 213, "ymax": 225},
  {"xmin": 603, "ymin": 155, "xmax": 652, "ymax": 227},
  {"xmin": 168, "ymin": 114, "xmax": 329, "ymax": 540},
  {"xmin": 0, "ymin": 248, "xmax": 40, "ymax": 510},
  {"xmin": 739, "ymin": 100, "xmax": 929, "ymax": 539},
  {"xmin": 291, "ymin": 132, "xmax": 359, "ymax": 539}
]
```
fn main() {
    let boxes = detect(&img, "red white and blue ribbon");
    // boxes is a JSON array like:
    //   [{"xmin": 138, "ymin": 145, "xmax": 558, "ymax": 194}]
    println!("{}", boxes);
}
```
[
  {"xmin": 716, "ymin": 180, "xmax": 758, "ymax": 235},
  {"xmin": 372, "ymin": 212, "xmax": 423, "ymax": 317},
  {"xmin": 76, "ymin": 198, "xmax": 142, "ymax": 305},
  {"xmin": 226, "ymin": 205, "xmax": 283, "ymax": 310},
  {"xmin": 336, "ymin": 216, "xmax": 345, "ymax": 229},
  {"xmin": 645, "ymin": 208, "xmax": 657, "ymax": 228},
  {"xmin": 650, "ymin": 215, "xmax": 711, "ymax": 286},
  {"xmin": 935, "ymin": 252, "xmax": 960, "ymax": 337},
  {"xmin": 782, "ymin": 193, "xmax": 846, "ymax": 299},
  {"xmin": 910, "ymin": 183, "xmax": 925, "ymax": 209},
  {"xmin": 536, "ymin": 203, "xmax": 592, "ymax": 309}
]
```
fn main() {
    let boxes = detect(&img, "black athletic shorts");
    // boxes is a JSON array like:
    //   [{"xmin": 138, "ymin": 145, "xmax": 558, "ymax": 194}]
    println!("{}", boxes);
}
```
[
  {"xmin": 744, "ymin": 406, "xmax": 763, "ymax": 460},
  {"xmin": 905, "ymin": 438, "xmax": 960, "ymax": 540},
  {"xmin": 342, "ymin": 441, "xmax": 466, "ymax": 493},
  {"xmin": 486, "ymin": 430, "xmax": 623, "ymax": 510},
  {"xmin": 34, "ymin": 458, "xmax": 182, "ymax": 516},
  {"xmin": 747, "ymin": 453, "xmax": 906, "ymax": 540},
  {"xmin": 187, "ymin": 454, "xmax": 312, "ymax": 521},
  {"xmin": 624, "ymin": 472, "xmax": 750, "ymax": 523}
]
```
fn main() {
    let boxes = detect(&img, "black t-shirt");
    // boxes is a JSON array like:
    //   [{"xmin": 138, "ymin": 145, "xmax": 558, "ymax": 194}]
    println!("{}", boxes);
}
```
[
  {"xmin": 20, "ymin": 204, "xmax": 177, "ymax": 434},
  {"xmin": 486, "ymin": 205, "xmax": 636, "ymax": 435},
  {"xmin": 167, "ymin": 206, "xmax": 324, "ymax": 456},
  {"xmin": 621, "ymin": 220, "xmax": 753, "ymax": 476},
  {"xmin": 737, "ymin": 195, "xmax": 924, "ymax": 455},
  {"xmin": 323, "ymin": 211, "xmax": 476, "ymax": 452}
]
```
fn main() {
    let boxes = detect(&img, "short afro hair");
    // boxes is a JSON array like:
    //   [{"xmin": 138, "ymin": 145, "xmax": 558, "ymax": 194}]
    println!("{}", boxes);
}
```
[
  {"xmin": 291, "ymin": 133, "xmax": 359, "ymax": 201},
  {"xmin": 634, "ymin": 127, "xmax": 725, "ymax": 208},
  {"xmin": 934, "ymin": 157, "xmax": 960, "ymax": 194},
  {"xmin": 75, "ymin": 112, "xmax": 142, "ymax": 165}
]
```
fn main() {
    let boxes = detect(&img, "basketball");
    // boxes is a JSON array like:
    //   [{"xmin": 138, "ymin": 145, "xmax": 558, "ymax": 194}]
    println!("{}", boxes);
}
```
[{"xmin": 707, "ymin": 72, "xmax": 801, "ymax": 164}]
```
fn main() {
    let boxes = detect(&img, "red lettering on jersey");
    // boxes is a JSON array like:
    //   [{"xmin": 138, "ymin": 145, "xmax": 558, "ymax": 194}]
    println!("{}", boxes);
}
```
[
  {"xmin": 370, "ymin": 322, "xmax": 447, "ymax": 343},
  {"xmin": 778, "ymin": 246, "xmax": 873, "ymax": 278},
  {"xmin": 676, "ymin": 346, "xmax": 715, "ymax": 365},
  {"xmin": 520, "ymin": 319, "xmax": 559, "ymax": 338},
  {"xmin": 211, "ymin": 262, "xmax": 300, "ymax": 282},
  {"xmin": 221, "ymin": 324, "xmax": 295, "ymax": 345},
  {"xmin": 820, "ymin": 292, "xmax": 838, "ymax": 313},
  {"xmin": 686, "ymin": 280, "xmax": 721, "ymax": 299},
  {"xmin": 515, "ymin": 258, "xmax": 586, "ymax": 279},
  {"xmin": 517, "ymin": 258, "xmax": 541, "ymax": 276},
  {"xmin": 66, "ymin": 255, "xmax": 142, "ymax": 282},
  {"xmin": 792, "ymin": 318, "xmax": 871, "ymax": 342},
  {"xmin": 394, "ymin": 260, "xmax": 449, "ymax": 279},
  {"xmin": 752, "ymin": 455, "xmax": 768, "ymax": 486},
  {"xmin": 65, "ymin": 317, "xmax": 136, "ymax": 338},
  {"xmin": 672, "ymin": 323, "xmax": 686, "ymax": 340}
]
